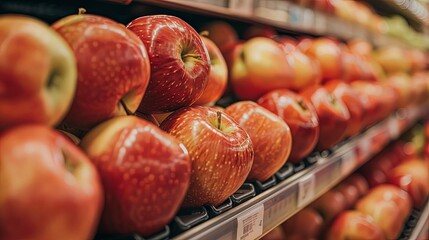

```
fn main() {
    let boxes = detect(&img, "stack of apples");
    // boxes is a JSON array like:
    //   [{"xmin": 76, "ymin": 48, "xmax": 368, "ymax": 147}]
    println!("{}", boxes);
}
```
[
  {"xmin": 2, "ymin": 8, "xmax": 429, "ymax": 240},
  {"xmin": 0, "ymin": 12, "xmax": 300, "ymax": 239}
]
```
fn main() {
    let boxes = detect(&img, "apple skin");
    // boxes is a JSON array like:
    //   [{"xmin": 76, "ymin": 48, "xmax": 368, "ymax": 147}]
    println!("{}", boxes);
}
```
[
  {"xmin": 257, "ymin": 89, "xmax": 319, "ymax": 163},
  {"xmin": 199, "ymin": 21, "xmax": 238, "ymax": 51},
  {"xmin": 325, "ymin": 211, "xmax": 384, "ymax": 240},
  {"xmin": 281, "ymin": 208, "xmax": 324, "ymax": 239},
  {"xmin": 300, "ymin": 84, "xmax": 350, "ymax": 150},
  {"xmin": 243, "ymin": 25, "xmax": 278, "ymax": 39},
  {"xmin": 260, "ymin": 226, "xmax": 286, "ymax": 240},
  {"xmin": 309, "ymin": 190, "xmax": 348, "ymax": 224},
  {"xmin": 160, "ymin": 106, "xmax": 254, "ymax": 208},
  {"xmin": 374, "ymin": 46, "xmax": 411, "ymax": 75},
  {"xmin": 355, "ymin": 184, "xmax": 412, "ymax": 239},
  {"xmin": 301, "ymin": 38, "xmax": 343, "ymax": 82},
  {"xmin": 80, "ymin": 116, "xmax": 191, "ymax": 236},
  {"xmin": 277, "ymin": 38, "xmax": 322, "ymax": 91},
  {"xmin": 0, "ymin": 125, "xmax": 102, "ymax": 240},
  {"xmin": 0, "ymin": 15, "xmax": 77, "ymax": 131},
  {"xmin": 387, "ymin": 159, "xmax": 429, "ymax": 209},
  {"xmin": 194, "ymin": 36, "xmax": 228, "ymax": 106},
  {"xmin": 225, "ymin": 101, "xmax": 292, "ymax": 182},
  {"xmin": 230, "ymin": 37, "xmax": 292, "ymax": 100},
  {"xmin": 52, "ymin": 14, "xmax": 150, "ymax": 130},
  {"xmin": 127, "ymin": 15, "xmax": 210, "ymax": 113},
  {"xmin": 324, "ymin": 80, "xmax": 364, "ymax": 138},
  {"xmin": 350, "ymin": 81, "xmax": 385, "ymax": 128},
  {"xmin": 343, "ymin": 173, "xmax": 369, "ymax": 197},
  {"xmin": 335, "ymin": 183, "xmax": 360, "ymax": 209}
]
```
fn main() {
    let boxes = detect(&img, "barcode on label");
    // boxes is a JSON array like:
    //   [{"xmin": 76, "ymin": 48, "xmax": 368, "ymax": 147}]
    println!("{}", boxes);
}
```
[
  {"xmin": 236, "ymin": 204, "xmax": 264, "ymax": 240},
  {"xmin": 243, "ymin": 223, "xmax": 253, "ymax": 235}
]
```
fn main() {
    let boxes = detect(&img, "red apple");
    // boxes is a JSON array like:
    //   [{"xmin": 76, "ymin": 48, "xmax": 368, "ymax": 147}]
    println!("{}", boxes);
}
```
[
  {"xmin": 160, "ymin": 106, "xmax": 254, "ymax": 207},
  {"xmin": 374, "ymin": 46, "xmax": 411, "ymax": 75},
  {"xmin": 350, "ymin": 81, "xmax": 385, "ymax": 127},
  {"xmin": 225, "ymin": 101, "xmax": 292, "ymax": 181},
  {"xmin": 282, "ymin": 208, "xmax": 324, "ymax": 239},
  {"xmin": 386, "ymin": 73, "xmax": 413, "ymax": 108},
  {"xmin": 347, "ymin": 39, "xmax": 373, "ymax": 59},
  {"xmin": 340, "ymin": 46, "xmax": 366, "ymax": 82},
  {"xmin": 52, "ymin": 14, "xmax": 150, "ymax": 130},
  {"xmin": 80, "ymin": 116, "xmax": 191, "ymax": 236},
  {"xmin": 134, "ymin": 112, "xmax": 159, "ymax": 126},
  {"xmin": 0, "ymin": 125, "xmax": 102, "ymax": 240},
  {"xmin": 257, "ymin": 89, "xmax": 319, "ymax": 163},
  {"xmin": 194, "ymin": 36, "xmax": 228, "ymax": 106},
  {"xmin": 335, "ymin": 183, "xmax": 360, "ymax": 208},
  {"xmin": 406, "ymin": 48, "xmax": 426, "ymax": 73},
  {"xmin": 355, "ymin": 184, "xmax": 412, "ymax": 239},
  {"xmin": 0, "ymin": 15, "xmax": 77, "ymax": 131},
  {"xmin": 260, "ymin": 226, "xmax": 286, "ymax": 240},
  {"xmin": 309, "ymin": 190, "xmax": 348, "ymax": 224},
  {"xmin": 199, "ymin": 21, "xmax": 238, "ymax": 51},
  {"xmin": 230, "ymin": 37, "xmax": 292, "ymax": 100},
  {"xmin": 279, "ymin": 40, "xmax": 322, "ymax": 91},
  {"xmin": 127, "ymin": 15, "xmax": 210, "ymax": 113},
  {"xmin": 343, "ymin": 173, "xmax": 369, "ymax": 197},
  {"xmin": 243, "ymin": 25, "xmax": 277, "ymax": 39},
  {"xmin": 387, "ymin": 159, "xmax": 429, "ymax": 209},
  {"xmin": 301, "ymin": 38, "xmax": 343, "ymax": 82},
  {"xmin": 324, "ymin": 80, "xmax": 365, "ymax": 137},
  {"xmin": 325, "ymin": 211, "xmax": 384, "ymax": 240},
  {"xmin": 300, "ymin": 84, "xmax": 350, "ymax": 150}
]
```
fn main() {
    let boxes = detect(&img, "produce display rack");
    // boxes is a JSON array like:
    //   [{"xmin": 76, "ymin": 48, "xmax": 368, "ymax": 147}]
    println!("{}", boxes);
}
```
[
  {"xmin": 95, "ymin": 101, "xmax": 429, "ymax": 240},
  {"xmin": 169, "ymin": 103, "xmax": 429, "ymax": 240},
  {"xmin": 2, "ymin": 0, "xmax": 429, "ymax": 239},
  {"xmin": 136, "ymin": 0, "xmax": 415, "ymax": 48}
]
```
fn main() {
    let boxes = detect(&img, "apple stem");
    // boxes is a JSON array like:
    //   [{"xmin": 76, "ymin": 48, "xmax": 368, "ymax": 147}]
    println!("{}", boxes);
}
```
[
  {"xmin": 182, "ymin": 53, "xmax": 201, "ymax": 59},
  {"xmin": 120, "ymin": 99, "xmax": 133, "ymax": 116},
  {"xmin": 216, "ymin": 111, "xmax": 222, "ymax": 130},
  {"xmin": 78, "ymin": 8, "xmax": 86, "ymax": 15},
  {"xmin": 199, "ymin": 30, "xmax": 209, "ymax": 37},
  {"xmin": 298, "ymin": 99, "xmax": 307, "ymax": 111}
]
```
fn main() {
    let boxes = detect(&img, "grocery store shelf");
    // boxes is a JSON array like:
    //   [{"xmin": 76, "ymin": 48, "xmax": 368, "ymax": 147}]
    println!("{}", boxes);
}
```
[
  {"xmin": 409, "ymin": 200, "xmax": 429, "ymax": 240},
  {"xmin": 135, "ymin": 0, "xmax": 411, "ymax": 48},
  {"xmin": 371, "ymin": 0, "xmax": 429, "ymax": 27},
  {"xmin": 168, "ymin": 102, "xmax": 429, "ymax": 240}
]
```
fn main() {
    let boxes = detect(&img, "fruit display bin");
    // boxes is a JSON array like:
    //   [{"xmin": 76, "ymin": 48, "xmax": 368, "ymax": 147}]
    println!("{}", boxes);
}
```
[{"xmin": 2, "ymin": 0, "xmax": 429, "ymax": 239}]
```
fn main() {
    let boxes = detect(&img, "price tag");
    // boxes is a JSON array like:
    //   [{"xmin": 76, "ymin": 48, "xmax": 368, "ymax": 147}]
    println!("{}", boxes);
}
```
[
  {"xmin": 229, "ymin": 0, "xmax": 254, "ymax": 14},
  {"xmin": 236, "ymin": 204, "xmax": 264, "ymax": 240},
  {"xmin": 297, "ymin": 175, "xmax": 316, "ymax": 208},
  {"xmin": 264, "ymin": 187, "xmax": 297, "ymax": 223},
  {"xmin": 387, "ymin": 117, "xmax": 400, "ymax": 139},
  {"xmin": 341, "ymin": 149, "xmax": 357, "ymax": 175}
]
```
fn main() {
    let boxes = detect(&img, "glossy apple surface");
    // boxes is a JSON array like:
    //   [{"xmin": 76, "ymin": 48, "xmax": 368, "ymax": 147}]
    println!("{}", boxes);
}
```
[
  {"xmin": 324, "ymin": 80, "xmax": 364, "ymax": 137},
  {"xmin": 325, "ymin": 211, "xmax": 384, "ymax": 240},
  {"xmin": 225, "ymin": 101, "xmax": 292, "ymax": 181},
  {"xmin": 343, "ymin": 173, "xmax": 369, "ymax": 197},
  {"xmin": 278, "ymin": 38, "xmax": 322, "ymax": 91},
  {"xmin": 160, "ymin": 106, "xmax": 253, "ymax": 207},
  {"xmin": 257, "ymin": 89, "xmax": 319, "ymax": 163},
  {"xmin": 355, "ymin": 184, "xmax": 412, "ymax": 239},
  {"xmin": 0, "ymin": 125, "xmax": 102, "ymax": 240},
  {"xmin": 80, "ymin": 116, "xmax": 191, "ymax": 236},
  {"xmin": 300, "ymin": 84, "xmax": 350, "ymax": 150},
  {"xmin": 350, "ymin": 81, "xmax": 385, "ymax": 128},
  {"xmin": 230, "ymin": 37, "xmax": 292, "ymax": 100},
  {"xmin": 387, "ymin": 159, "xmax": 429, "ymax": 209},
  {"xmin": 199, "ymin": 21, "xmax": 238, "ymax": 50},
  {"xmin": 0, "ymin": 15, "xmax": 76, "ymax": 131},
  {"xmin": 194, "ymin": 36, "xmax": 228, "ymax": 106},
  {"xmin": 282, "ymin": 208, "xmax": 324, "ymax": 239},
  {"xmin": 301, "ymin": 38, "xmax": 343, "ymax": 82},
  {"xmin": 52, "ymin": 14, "xmax": 150, "ymax": 130},
  {"xmin": 309, "ymin": 190, "xmax": 347, "ymax": 224},
  {"xmin": 128, "ymin": 15, "xmax": 210, "ymax": 113}
]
